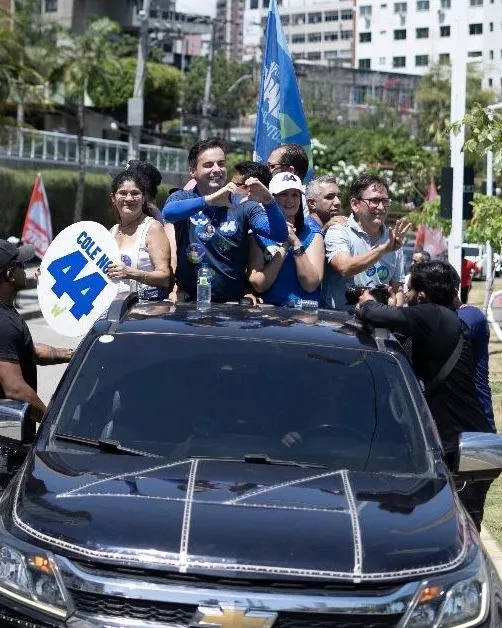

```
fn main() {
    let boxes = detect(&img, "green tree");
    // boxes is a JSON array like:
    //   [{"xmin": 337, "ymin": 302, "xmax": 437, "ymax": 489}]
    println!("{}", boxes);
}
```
[
  {"xmin": 415, "ymin": 64, "xmax": 496, "ymax": 158},
  {"xmin": 88, "ymin": 57, "xmax": 182, "ymax": 126},
  {"xmin": 407, "ymin": 198, "xmax": 451, "ymax": 233},
  {"xmin": 183, "ymin": 51, "xmax": 256, "ymax": 136},
  {"xmin": 456, "ymin": 103, "xmax": 502, "ymax": 168},
  {"xmin": 61, "ymin": 18, "xmax": 121, "ymax": 222},
  {"xmin": 0, "ymin": 0, "xmax": 63, "ymax": 127},
  {"xmin": 464, "ymin": 193, "xmax": 502, "ymax": 311},
  {"xmin": 312, "ymin": 125, "xmax": 439, "ymax": 204},
  {"xmin": 451, "ymin": 105, "xmax": 502, "ymax": 310}
]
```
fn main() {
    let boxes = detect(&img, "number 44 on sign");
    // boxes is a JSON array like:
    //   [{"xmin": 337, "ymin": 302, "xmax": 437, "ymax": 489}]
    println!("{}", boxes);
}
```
[{"xmin": 38, "ymin": 222, "xmax": 120, "ymax": 338}]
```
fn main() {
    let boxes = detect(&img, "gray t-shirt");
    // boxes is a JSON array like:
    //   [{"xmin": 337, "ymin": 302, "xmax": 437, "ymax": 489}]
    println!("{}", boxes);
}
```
[{"xmin": 321, "ymin": 215, "xmax": 405, "ymax": 311}]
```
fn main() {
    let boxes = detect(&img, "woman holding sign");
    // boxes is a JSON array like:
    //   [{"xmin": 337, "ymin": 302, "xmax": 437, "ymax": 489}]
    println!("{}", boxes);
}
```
[{"xmin": 108, "ymin": 171, "xmax": 172, "ymax": 300}]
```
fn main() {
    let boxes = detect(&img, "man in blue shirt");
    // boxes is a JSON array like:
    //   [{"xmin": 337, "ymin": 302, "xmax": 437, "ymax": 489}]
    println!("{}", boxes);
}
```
[{"xmin": 163, "ymin": 139, "xmax": 287, "ymax": 302}]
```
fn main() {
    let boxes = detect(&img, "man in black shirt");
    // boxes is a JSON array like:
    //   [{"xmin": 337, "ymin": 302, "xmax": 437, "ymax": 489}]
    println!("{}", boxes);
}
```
[
  {"xmin": 0, "ymin": 241, "xmax": 73, "ymax": 422},
  {"xmin": 356, "ymin": 260, "xmax": 493, "ymax": 470}
]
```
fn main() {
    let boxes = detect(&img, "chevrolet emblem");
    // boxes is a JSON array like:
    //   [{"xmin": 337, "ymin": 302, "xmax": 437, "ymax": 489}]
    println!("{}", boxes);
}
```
[{"xmin": 190, "ymin": 605, "xmax": 278, "ymax": 628}]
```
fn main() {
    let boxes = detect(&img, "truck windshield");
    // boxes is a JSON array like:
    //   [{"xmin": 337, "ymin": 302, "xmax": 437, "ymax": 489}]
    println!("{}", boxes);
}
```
[{"xmin": 53, "ymin": 334, "xmax": 429, "ymax": 474}]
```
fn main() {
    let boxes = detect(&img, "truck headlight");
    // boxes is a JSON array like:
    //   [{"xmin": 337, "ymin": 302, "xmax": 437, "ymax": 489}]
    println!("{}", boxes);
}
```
[
  {"xmin": 0, "ymin": 543, "xmax": 69, "ymax": 618},
  {"xmin": 403, "ymin": 556, "xmax": 489, "ymax": 628}
]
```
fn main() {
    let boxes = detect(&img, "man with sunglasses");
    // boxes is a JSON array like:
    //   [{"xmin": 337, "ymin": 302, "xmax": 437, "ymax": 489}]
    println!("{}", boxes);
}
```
[
  {"xmin": 321, "ymin": 173, "xmax": 410, "ymax": 311},
  {"xmin": 0, "ymin": 241, "xmax": 73, "ymax": 422}
]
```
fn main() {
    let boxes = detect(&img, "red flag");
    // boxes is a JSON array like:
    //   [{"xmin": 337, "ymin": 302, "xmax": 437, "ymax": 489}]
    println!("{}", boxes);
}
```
[
  {"xmin": 424, "ymin": 180, "xmax": 439, "ymax": 203},
  {"xmin": 22, "ymin": 174, "xmax": 53, "ymax": 259}
]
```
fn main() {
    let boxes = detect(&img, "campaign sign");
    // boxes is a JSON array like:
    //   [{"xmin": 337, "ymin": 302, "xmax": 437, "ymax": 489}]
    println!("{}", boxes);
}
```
[{"xmin": 38, "ymin": 222, "xmax": 120, "ymax": 337}]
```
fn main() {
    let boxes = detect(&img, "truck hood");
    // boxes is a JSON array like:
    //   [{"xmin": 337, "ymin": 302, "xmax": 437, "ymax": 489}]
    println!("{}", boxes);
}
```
[{"xmin": 9, "ymin": 452, "xmax": 467, "ymax": 582}]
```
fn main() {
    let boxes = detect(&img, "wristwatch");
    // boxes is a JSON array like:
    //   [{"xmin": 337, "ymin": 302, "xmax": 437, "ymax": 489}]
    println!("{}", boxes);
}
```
[{"xmin": 292, "ymin": 245, "xmax": 306, "ymax": 257}]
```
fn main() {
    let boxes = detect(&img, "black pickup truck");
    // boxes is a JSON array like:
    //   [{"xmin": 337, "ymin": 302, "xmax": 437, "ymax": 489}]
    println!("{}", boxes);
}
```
[{"xmin": 0, "ymin": 297, "xmax": 500, "ymax": 627}]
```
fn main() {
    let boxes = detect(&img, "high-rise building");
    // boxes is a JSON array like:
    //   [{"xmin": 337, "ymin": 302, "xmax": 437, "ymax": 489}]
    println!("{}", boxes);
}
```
[
  {"xmin": 40, "ymin": 0, "xmax": 175, "ymax": 33},
  {"xmin": 243, "ymin": 0, "xmax": 355, "ymax": 65},
  {"xmin": 215, "ymin": 0, "xmax": 246, "ymax": 59},
  {"xmin": 354, "ymin": 0, "xmax": 502, "ymax": 92}
]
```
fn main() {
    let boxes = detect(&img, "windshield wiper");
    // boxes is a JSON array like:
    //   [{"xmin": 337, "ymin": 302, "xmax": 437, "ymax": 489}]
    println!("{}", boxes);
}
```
[
  {"xmin": 243, "ymin": 454, "xmax": 327, "ymax": 468},
  {"xmin": 190, "ymin": 454, "xmax": 327, "ymax": 469},
  {"xmin": 53, "ymin": 434, "xmax": 161, "ymax": 458}
]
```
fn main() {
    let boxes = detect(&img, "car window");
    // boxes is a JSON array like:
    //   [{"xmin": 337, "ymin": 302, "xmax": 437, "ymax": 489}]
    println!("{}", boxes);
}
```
[{"xmin": 52, "ymin": 335, "xmax": 430, "ymax": 474}]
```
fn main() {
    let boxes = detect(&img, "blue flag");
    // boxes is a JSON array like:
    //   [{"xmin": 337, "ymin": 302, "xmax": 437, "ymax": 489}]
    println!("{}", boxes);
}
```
[{"xmin": 253, "ymin": 0, "xmax": 313, "ymax": 181}]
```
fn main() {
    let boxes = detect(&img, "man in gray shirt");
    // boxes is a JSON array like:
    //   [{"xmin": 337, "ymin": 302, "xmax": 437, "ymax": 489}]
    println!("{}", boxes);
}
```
[{"xmin": 321, "ymin": 173, "xmax": 410, "ymax": 311}]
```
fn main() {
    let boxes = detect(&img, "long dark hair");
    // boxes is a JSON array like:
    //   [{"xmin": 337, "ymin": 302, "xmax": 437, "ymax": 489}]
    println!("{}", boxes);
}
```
[
  {"xmin": 111, "ymin": 170, "xmax": 157, "ymax": 221},
  {"xmin": 294, "ymin": 202, "xmax": 304, "ymax": 235}
]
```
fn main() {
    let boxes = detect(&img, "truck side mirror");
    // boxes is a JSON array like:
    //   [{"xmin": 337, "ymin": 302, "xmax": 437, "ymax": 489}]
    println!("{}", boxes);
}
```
[
  {"xmin": 0, "ymin": 400, "xmax": 35, "ymax": 444},
  {"xmin": 458, "ymin": 432, "xmax": 502, "ymax": 481}
]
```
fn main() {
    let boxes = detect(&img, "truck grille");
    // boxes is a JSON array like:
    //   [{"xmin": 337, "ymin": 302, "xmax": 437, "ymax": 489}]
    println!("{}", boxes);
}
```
[
  {"xmin": 276, "ymin": 613, "xmax": 402, "ymax": 627},
  {"xmin": 70, "ymin": 589, "xmax": 403, "ymax": 627},
  {"xmin": 70, "ymin": 589, "xmax": 196, "ymax": 624}
]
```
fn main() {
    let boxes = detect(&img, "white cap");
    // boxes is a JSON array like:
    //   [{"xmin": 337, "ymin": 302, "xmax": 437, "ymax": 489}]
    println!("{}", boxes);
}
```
[{"xmin": 269, "ymin": 172, "xmax": 304, "ymax": 195}]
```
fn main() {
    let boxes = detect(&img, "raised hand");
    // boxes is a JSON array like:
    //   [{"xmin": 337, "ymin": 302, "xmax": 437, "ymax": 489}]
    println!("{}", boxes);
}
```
[
  {"xmin": 240, "ymin": 177, "xmax": 273, "ymax": 205},
  {"xmin": 204, "ymin": 182, "xmax": 236, "ymax": 207},
  {"xmin": 390, "ymin": 218, "xmax": 412, "ymax": 250},
  {"xmin": 382, "ymin": 218, "xmax": 411, "ymax": 253}
]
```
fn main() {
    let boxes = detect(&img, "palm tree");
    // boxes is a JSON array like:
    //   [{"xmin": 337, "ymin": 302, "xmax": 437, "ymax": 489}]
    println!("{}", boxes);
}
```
[
  {"xmin": 61, "ymin": 18, "xmax": 121, "ymax": 222},
  {"xmin": 0, "ymin": 0, "xmax": 62, "ymax": 129}
]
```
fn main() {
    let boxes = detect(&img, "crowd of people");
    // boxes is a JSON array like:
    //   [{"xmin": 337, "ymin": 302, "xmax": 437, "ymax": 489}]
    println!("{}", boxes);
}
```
[{"xmin": 0, "ymin": 136, "xmax": 497, "ymax": 531}]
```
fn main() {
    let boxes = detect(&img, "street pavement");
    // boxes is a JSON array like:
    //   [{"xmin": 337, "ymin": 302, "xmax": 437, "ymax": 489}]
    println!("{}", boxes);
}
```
[
  {"xmin": 18, "ymin": 291, "xmax": 502, "ymax": 581},
  {"xmin": 26, "ymin": 316, "xmax": 82, "ymax": 406}
]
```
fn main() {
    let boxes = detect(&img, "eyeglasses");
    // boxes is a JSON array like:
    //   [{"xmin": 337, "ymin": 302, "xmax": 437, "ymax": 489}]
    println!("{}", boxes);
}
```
[
  {"xmin": 116, "ymin": 191, "xmax": 142, "ymax": 199},
  {"xmin": 356, "ymin": 197, "xmax": 392, "ymax": 209},
  {"xmin": 267, "ymin": 162, "xmax": 284, "ymax": 171}
]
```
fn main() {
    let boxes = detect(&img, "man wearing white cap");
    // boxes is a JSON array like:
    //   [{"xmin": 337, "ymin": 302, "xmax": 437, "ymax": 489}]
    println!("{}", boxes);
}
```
[
  {"xmin": 0, "ymin": 240, "xmax": 73, "ymax": 422},
  {"xmin": 248, "ymin": 172, "xmax": 324, "ymax": 306}
]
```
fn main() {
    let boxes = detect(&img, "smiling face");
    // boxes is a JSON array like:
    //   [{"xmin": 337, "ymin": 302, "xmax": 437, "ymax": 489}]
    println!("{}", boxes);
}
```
[
  {"xmin": 190, "ymin": 147, "xmax": 227, "ymax": 195},
  {"xmin": 274, "ymin": 188, "xmax": 302, "ymax": 222},
  {"xmin": 351, "ymin": 183, "xmax": 390, "ymax": 236},
  {"xmin": 112, "ymin": 179, "xmax": 145, "ymax": 224}
]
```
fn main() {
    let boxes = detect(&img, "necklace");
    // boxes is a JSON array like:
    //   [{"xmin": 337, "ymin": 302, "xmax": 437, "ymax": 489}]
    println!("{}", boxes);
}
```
[{"xmin": 118, "ymin": 214, "xmax": 145, "ymax": 235}]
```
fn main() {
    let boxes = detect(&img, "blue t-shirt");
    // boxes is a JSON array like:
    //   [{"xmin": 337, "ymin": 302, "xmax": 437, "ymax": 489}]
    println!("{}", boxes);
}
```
[
  {"xmin": 163, "ymin": 189, "xmax": 287, "ymax": 302},
  {"xmin": 305, "ymin": 214, "xmax": 323, "ymax": 235},
  {"xmin": 457, "ymin": 305, "xmax": 496, "ymax": 431},
  {"xmin": 256, "ymin": 224, "xmax": 320, "ymax": 306}
]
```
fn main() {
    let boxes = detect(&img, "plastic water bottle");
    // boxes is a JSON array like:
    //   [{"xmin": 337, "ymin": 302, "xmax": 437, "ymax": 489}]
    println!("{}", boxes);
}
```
[
  {"xmin": 287, "ymin": 298, "xmax": 318, "ymax": 311},
  {"xmin": 197, "ymin": 264, "xmax": 212, "ymax": 306}
]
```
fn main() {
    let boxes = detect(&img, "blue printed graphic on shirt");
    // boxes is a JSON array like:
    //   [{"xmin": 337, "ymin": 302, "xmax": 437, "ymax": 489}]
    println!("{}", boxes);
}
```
[{"xmin": 164, "ymin": 189, "xmax": 285, "ymax": 302}]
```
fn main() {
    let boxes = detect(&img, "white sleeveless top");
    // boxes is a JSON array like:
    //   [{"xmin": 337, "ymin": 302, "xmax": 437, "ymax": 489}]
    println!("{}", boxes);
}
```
[{"xmin": 111, "ymin": 216, "xmax": 159, "ymax": 298}]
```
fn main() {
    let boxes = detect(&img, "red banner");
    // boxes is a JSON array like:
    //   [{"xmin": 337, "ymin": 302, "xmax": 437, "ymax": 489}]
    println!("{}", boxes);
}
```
[{"xmin": 22, "ymin": 174, "xmax": 53, "ymax": 259}]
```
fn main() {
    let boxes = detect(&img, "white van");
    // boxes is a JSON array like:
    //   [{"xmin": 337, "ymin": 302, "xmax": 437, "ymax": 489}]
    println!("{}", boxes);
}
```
[{"xmin": 462, "ymin": 242, "xmax": 487, "ymax": 280}]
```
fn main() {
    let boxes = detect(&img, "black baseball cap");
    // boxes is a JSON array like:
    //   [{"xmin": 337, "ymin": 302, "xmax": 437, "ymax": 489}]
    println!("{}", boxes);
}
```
[{"xmin": 0, "ymin": 240, "xmax": 35, "ymax": 274}]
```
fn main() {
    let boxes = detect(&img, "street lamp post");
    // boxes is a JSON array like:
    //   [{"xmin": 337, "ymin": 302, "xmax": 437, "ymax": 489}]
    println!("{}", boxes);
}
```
[
  {"xmin": 200, "ymin": 20, "xmax": 215, "ymax": 141},
  {"xmin": 448, "ymin": 5, "xmax": 468, "ymax": 278},
  {"xmin": 482, "ymin": 101, "xmax": 502, "ymax": 312},
  {"xmin": 128, "ymin": 0, "xmax": 151, "ymax": 161}
]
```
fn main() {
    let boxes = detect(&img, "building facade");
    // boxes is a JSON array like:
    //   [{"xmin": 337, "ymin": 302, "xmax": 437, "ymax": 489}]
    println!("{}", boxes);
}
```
[
  {"xmin": 295, "ymin": 61, "xmax": 420, "ymax": 125},
  {"xmin": 215, "ymin": 0, "xmax": 246, "ymax": 59},
  {"xmin": 354, "ymin": 0, "xmax": 502, "ymax": 92},
  {"xmin": 243, "ymin": 0, "xmax": 355, "ymax": 65}
]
